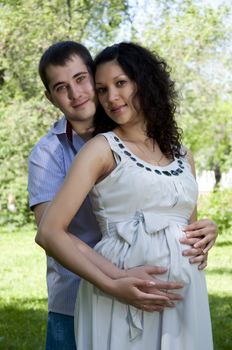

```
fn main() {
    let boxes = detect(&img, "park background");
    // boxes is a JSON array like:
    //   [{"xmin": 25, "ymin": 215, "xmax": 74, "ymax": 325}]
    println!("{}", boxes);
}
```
[{"xmin": 0, "ymin": 0, "xmax": 231, "ymax": 349}]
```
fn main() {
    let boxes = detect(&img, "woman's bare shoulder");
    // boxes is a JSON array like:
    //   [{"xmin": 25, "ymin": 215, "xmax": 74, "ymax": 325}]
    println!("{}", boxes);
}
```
[
  {"xmin": 82, "ymin": 134, "xmax": 111, "ymax": 152},
  {"xmin": 182, "ymin": 145, "xmax": 196, "ymax": 177},
  {"xmin": 72, "ymin": 134, "xmax": 114, "ymax": 174}
]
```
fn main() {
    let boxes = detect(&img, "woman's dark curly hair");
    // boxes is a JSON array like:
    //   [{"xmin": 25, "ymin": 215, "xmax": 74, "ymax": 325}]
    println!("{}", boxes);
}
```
[{"xmin": 93, "ymin": 42, "xmax": 183, "ymax": 159}]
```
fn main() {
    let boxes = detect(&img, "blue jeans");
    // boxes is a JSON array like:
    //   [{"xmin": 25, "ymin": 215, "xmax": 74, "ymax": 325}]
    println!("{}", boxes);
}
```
[{"xmin": 45, "ymin": 312, "xmax": 76, "ymax": 350}]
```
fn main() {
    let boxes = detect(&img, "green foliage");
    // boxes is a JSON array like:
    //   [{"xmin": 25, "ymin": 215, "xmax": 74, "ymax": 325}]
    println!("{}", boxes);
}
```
[
  {"xmin": 132, "ymin": 0, "xmax": 232, "ymax": 172},
  {"xmin": 198, "ymin": 189, "xmax": 232, "ymax": 232},
  {"xmin": 0, "ymin": 0, "xmax": 232, "ymax": 227},
  {"xmin": 186, "ymin": 99, "xmax": 232, "ymax": 172},
  {"xmin": 0, "ymin": 97, "xmax": 58, "ymax": 227},
  {"xmin": 0, "ymin": 0, "xmax": 129, "ymax": 227},
  {"xmin": 0, "ymin": 0, "xmax": 129, "ymax": 101}
]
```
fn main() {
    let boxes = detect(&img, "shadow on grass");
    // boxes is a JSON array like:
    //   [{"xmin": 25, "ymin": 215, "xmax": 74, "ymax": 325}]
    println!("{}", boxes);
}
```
[
  {"xmin": 0, "ymin": 298, "xmax": 47, "ymax": 350},
  {"xmin": 209, "ymin": 294, "xmax": 232, "ymax": 350},
  {"xmin": 0, "ymin": 295, "xmax": 231, "ymax": 350},
  {"xmin": 207, "ymin": 267, "xmax": 232, "ymax": 275},
  {"xmin": 216, "ymin": 240, "xmax": 232, "ymax": 248}
]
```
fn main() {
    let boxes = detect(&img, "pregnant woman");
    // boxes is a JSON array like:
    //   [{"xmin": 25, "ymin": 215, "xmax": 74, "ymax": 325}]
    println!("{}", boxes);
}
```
[{"xmin": 39, "ymin": 42, "xmax": 213, "ymax": 349}]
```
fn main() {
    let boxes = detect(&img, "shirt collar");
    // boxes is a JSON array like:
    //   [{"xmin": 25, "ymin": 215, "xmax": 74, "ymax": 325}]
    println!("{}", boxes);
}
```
[
  {"xmin": 50, "ymin": 115, "xmax": 87, "ymax": 145},
  {"xmin": 51, "ymin": 116, "xmax": 73, "ymax": 142},
  {"xmin": 51, "ymin": 116, "xmax": 68, "ymax": 136}
]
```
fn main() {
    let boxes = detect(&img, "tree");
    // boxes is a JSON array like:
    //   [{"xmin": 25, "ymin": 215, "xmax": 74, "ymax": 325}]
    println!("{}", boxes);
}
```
[
  {"xmin": 0, "ymin": 0, "xmax": 130, "ymax": 101},
  {"xmin": 0, "ymin": 0, "xmax": 130, "ymax": 226},
  {"xmin": 131, "ymin": 0, "xmax": 232, "ymax": 176}
]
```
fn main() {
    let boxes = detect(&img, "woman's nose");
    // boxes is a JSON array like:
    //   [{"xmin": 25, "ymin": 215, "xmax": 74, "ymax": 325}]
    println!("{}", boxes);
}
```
[{"xmin": 107, "ymin": 88, "xmax": 119, "ymax": 103}]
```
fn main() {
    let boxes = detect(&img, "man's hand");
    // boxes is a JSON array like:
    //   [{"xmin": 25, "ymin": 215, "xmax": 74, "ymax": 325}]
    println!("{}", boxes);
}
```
[
  {"xmin": 180, "ymin": 219, "xmax": 218, "ymax": 270},
  {"xmin": 122, "ymin": 265, "xmax": 184, "ymax": 312}
]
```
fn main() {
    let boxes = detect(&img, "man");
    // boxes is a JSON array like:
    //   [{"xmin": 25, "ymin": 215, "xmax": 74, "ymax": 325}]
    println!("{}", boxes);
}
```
[{"xmin": 28, "ymin": 41, "xmax": 217, "ymax": 350}]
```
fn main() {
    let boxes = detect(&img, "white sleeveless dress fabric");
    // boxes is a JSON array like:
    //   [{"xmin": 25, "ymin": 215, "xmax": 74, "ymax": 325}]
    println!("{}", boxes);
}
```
[{"xmin": 74, "ymin": 131, "xmax": 213, "ymax": 350}]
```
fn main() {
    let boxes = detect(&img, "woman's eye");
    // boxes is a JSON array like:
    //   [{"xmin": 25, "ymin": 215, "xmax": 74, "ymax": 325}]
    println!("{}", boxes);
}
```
[{"xmin": 116, "ymin": 80, "xmax": 126, "ymax": 87}]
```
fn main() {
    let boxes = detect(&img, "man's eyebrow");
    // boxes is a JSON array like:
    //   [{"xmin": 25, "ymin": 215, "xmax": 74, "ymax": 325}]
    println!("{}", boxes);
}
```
[
  {"xmin": 73, "ymin": 71, "xmax": 88, "ymax": 79},
  {"xmin": 52, "ymin": 71, "xmax": 89, "ymax": 90}
]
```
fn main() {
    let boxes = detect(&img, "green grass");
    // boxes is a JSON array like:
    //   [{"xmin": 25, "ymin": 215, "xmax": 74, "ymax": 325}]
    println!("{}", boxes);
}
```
[
  {"xmin": 0, "ymin": 225, "xmax": 231, "ymax": 349},
  {"xmin": 0, "ymin": 225, "xmax": 47, "ymax": 350},
  {"xmin": 206, "ymin": 231, "xmax": 232, "ymax": 349}
]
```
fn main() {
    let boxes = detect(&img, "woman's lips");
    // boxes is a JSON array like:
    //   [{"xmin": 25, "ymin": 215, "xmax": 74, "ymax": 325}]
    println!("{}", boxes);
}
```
[{"xmin": 110, "ymin": 104, "xmax": 127, "ymax": 113}]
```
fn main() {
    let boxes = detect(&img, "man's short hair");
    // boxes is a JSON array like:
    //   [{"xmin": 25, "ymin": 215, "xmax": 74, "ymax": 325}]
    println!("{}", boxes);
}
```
[{"xmin": 39, "ymin": 41, "xmax": 93, "ymax": 91}]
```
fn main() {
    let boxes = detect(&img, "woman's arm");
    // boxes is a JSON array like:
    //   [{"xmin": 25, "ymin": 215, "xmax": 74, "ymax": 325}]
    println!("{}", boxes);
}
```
[
  {"xmin": 37, "ymin": 136, "xmax": 182, "ymax": 310},
  {"xmin": 37, "ymin": 136, "xmax": 123, "ymax": 288}
]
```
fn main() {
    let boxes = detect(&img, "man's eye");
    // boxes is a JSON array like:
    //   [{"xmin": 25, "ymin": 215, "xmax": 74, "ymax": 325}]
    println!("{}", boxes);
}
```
[
  {"xmin": 96, "ymin": 87, "xmax": 106, "ymax": 95},
  {"xmin": 56, "ymin": 85, "xmax": 67, "ymax": 92},
  {"xmin": 76, "ymin": 75, "xmax": 85, "ymax": 83}
]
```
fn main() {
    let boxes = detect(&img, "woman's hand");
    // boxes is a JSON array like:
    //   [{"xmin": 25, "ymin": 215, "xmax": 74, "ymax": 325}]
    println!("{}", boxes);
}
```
[
  {"xmin": 109, "ymin": 274, "xmax": 183, "ymax": 312},
  {"xmin": 180, "ymin": 219, "xmax": 218, "ymax": 270},
  {"xmin": 107, "ymin": 265, "xmax": 184, "ymax": 312}
]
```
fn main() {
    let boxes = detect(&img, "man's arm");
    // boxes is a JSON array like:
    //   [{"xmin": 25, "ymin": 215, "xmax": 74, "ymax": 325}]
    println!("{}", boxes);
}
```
[
  {"xmin": 180, "ymin": 149, "xmax": 218, "ymax": 270},
  {"xmin": 34, "ymin": 202, "xmax": 50, "ymax": 226},
  {"xmin": 180, "ymin": 219, "xmax": 217, "ymax": 269}
]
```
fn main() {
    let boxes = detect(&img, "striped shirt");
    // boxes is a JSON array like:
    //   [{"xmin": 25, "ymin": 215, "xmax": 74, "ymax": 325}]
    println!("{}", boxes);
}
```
[{"xmin": 28, "ymin": 116, "xmax": 101, "ymax": 316}]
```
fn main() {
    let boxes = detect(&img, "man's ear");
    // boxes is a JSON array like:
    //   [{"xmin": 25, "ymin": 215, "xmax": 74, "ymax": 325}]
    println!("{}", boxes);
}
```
[{"xmin": 45, "ymin": 90, "xmax": 57, "ymax": 107}]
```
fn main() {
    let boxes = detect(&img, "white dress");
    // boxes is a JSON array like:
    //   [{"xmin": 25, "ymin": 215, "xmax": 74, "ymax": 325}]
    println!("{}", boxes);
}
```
[{"xmin": 74, "ymin": 131, "xmax": 213, "ymax": 350}]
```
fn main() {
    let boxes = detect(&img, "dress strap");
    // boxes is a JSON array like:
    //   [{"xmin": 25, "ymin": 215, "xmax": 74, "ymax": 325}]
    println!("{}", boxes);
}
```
[{"xmin": 100, "ymin": 132, "xmax": 127, "ymax": 164}]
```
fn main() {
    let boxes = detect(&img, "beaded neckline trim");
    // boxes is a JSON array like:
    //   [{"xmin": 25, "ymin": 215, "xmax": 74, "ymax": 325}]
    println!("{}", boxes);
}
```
[{"xmin": 112, "ymin": 133, "xmax": 185, "ymax": 177}]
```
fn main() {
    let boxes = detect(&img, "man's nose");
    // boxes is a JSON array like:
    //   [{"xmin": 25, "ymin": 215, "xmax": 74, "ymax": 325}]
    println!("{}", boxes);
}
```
[{"xmin": 68, "ymin": 84, "xmax": 82, "ymax": 100}]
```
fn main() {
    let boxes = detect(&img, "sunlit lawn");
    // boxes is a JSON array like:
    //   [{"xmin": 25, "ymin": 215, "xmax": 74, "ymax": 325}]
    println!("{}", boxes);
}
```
[
  {"xmin": 0, "ymin": 225, "xmax": 231, "ymax": 349},
  {"xmin": 0, "ymin": 225, "xmax": 47, "ymax": 350},
  {"xmin": 205, "ymin": 230, "xmax": 232, "ymax": 349}
]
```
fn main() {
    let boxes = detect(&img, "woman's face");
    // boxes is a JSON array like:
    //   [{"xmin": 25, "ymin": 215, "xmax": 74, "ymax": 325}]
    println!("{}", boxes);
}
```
[{"xmin": 95, "ymin": 60, "xmax": 142, "ymax": 126}]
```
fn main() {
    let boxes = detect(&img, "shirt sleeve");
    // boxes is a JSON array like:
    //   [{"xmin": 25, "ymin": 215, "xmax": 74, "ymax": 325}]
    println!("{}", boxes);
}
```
[{"xmin": 28, "ymin": 137, "xmax": 66, "ymax": 208}]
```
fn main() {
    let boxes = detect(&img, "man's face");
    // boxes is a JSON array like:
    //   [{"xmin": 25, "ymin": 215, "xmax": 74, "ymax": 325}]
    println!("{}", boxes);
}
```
[{"xmin": 45, "ymin": 54, "xmax": 97, "ymax": 123}]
